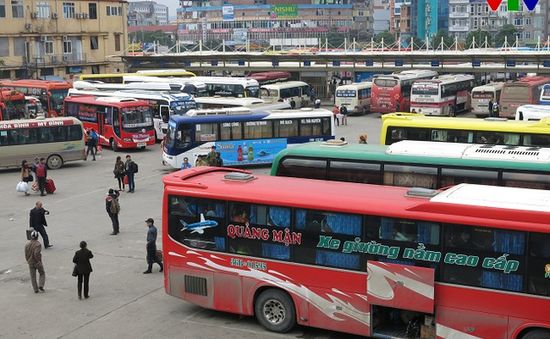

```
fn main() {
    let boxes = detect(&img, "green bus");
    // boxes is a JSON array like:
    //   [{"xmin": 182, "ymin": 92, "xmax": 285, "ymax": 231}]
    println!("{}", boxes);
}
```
[{"xmin": 271, "ymin": 140, "xmax": 550, "ymax": 189}]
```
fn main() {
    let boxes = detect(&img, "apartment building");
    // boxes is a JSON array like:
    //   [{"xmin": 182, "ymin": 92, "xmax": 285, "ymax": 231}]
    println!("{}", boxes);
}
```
[
  {"xmin": 389, "ymin": 0, "xmax": 412, "ymax": 41},
  {"xmin": 128, "ymin": 1, "xmax": 169, "ymax": 26},
  {"xmin": 352, "ymin": 0, "xmax": 374, "ymax": 39},
  {"xmin": 373, "ymin": 0, "xmax": 390, "ymax": 34},
  {"xmin": 0, "ymin": 0, "xmax": 128, "ymax": 80}
]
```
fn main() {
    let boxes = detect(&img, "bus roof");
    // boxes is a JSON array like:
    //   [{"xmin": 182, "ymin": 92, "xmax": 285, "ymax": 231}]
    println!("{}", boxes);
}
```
[
  {"xmin": 336, "ymin": 82, "xmax": 372, "ymax": 90},
  {"xmin": 261, "ymin": 81, "xmax": 309, "ymax": 90},
  {"xmin": 64, "ymin": 95, "xmax": 149, "ymax": 107},
  {"xmin": 163, "ymin": 167, "xmax": 550, "ymax": 232},
  {"xmin": 373, "ymin": 70, "xmax": 437, "ymax": 81},
  {"xmin": 504, "ymin": 76, "xmax": 550, "ymax": 87},
  {"xmin": 0, "ymin": 79, "xmax": 71, "ymax": 89},
  {"xmin": 170, "ymin": 108, "xmax": 332, "ymax": 124},
  {"xmin": 191, "ymin": 76, "xmax": 259, "ymax": 87},
  {"xmin": 0, "ymin": 116, "xmax": 80, "ymax": 129},
  {"xmin": 194, "ymin": 97, "xmax": 264, "ymax": 106},
  {"xmin": 472, "ymin": 83, "xmax": 505, "ymax": 92},
  {"xmin": 68, "ymin": 88, "xmax": 193, "ymax": 101},
  {"xmin": 381, "ymin": 112, "xmax": 550, "ymax": 134},
  {"xmin": 517, "ymin": 104, "xmax": 550, "ymax": 113},
  {"xmin": 272, "ymin": 141, "xmax": 550, "ymax": 172},
  {"xmin": 413, "ymin": 74, "xmax": 474, "ymax": 84}
]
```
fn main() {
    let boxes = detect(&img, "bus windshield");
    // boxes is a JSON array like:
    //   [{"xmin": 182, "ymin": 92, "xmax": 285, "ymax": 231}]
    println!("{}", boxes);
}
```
[
  {"xmin": 166, "ymin": 123, "xmax": 192, "ymax": 150},
  {"xmin": 542, "ymin": 87, "xmax": 550, "ymax": 97},
  {"xmin": 502, "ymin": 86, "xmax": 529, "ymax": 100},
  {"xmin": 121, "ymin": 106, "xmax": 153, "ymax": 128},
  {"xmin": 374, "ymin": 79, "xmax": 398, "ymax": 87},
  {"xmin": 336, "ymin": 90, "xmax": 357, "ymax": 97},
  {"xmin": 246, "ymin": 86, "xmax": 260, "ymax": 98},
  {"xmin": 412, "ymin": 84, "xmax": 438, "ymax": 95},
  {"xmin": 170, "ymin": 100, "xmax": 195, "ymax": 115},
  {"xmin": 50, "ymin": 89, "xmax": 68, "ymax": 113}
]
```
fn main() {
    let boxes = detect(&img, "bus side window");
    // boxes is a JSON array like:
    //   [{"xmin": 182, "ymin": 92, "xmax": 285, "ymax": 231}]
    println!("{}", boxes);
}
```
[
  {"xmin": 383, "ymin": 165, "xmax": 437, "ymax": 189},
  {"xmin": 277, "ymin": 158, "xmax": 327, "ymax": 180},
  {"xmin": 527, "ymin": 233, "xmax": 550, "ymax": 296},
  {"xmin": 328, "ymin": 161, "xmax": 381, "ymax": 184},
  {"xmin": 523, "ymin": 134, "xmax": 550, "ymax": 147},
  {"xmin": 440, "ymin": 168, "xmax": 498, "ymax": 187},
  {"xmin": 502, "ymin": 172, "xmax": 550, "ymax": 190}
]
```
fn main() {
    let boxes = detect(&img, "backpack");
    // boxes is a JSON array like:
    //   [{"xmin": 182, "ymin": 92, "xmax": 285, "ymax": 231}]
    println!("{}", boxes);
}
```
[
  {"xmin": 110, "ymin": 197, "xmax": 120, "ymax": 214},
  {"xmin": 132, "ymin": 161, "xmax": 139, "ymax": 173}
]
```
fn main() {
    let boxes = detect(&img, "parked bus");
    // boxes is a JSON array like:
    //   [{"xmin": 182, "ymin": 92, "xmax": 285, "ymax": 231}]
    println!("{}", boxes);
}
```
[
  {"xmin": 190, "ymin": 76, "xmax": 260, "ymax": 98},
  {"xmin": 162, "ymin": 109, "xmax": 334, "ymax": 169},
  {"xmin": 471, "ymin": 83, "xmax": 504, "ymax": 117},
  {"xmin": 499, "ymin": 76, "xmax": 550, "ymax": 118},
  {"xmin": 381, "ymin": 112, "xmax": 550, "ymax": 146},
  {"xmin": 272, "ymin": 140, "xmax": 550, "ymax": 189},
  {"xmin": 0, "ymin": 90, "xmax": 26, "ymax": 120},
  {"xmin": 247, "ymin": 71, "xmax": 291, "ymax": 85},
  {"xmin": 0, "ymin": 117, "xmax": 85, "ymax": 169},
  {"xmin": 260, "ymin": 81, "xmax": 311, "ymax": 108},
  {"xmin": 515, "ymin": 104, "xmax": 550, "ymax": 121},
  {"xmin": 538, "ymin": 83, "xmax": 550, "ymax": 105},
  {"xmin": 0, "ymin": 80, "xmax": 71, "ymax": 117},
  {"xmin": 334, "ymin": 82, "xmax": 372, "ymax": 115},
  {"xmin": 68, "ymin": 88, "xmax": 196, "ymax": 141},
  {"xmin": 122, "ymin": 76, "xmax": 208, "ymax": 96},
  {"xmin": 163, "ymin": 167, "xmax": 550, "ymax": 337},
  {"xmin": 410, "ymin": 74, "xmax": 475, "ymax": 116},
  {"xmin": 371, "ymin": 70, "xmax": 438, "ymax": 113},
  {"xmin": 64, "ymin": 96, "xmax": 155, "ymax": 151},
  {"xmin": 79, "ymin": 69, "xmax": 196, "ymax": 83},
  {"xmin": 195, "ymin": 97, "xmax": 264, "ymax": 109}
]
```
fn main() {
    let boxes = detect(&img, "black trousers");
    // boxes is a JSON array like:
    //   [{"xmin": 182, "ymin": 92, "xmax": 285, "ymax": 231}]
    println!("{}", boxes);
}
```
[
  {"xmin": 146, "ymin": 244, "xmax": 163, "ymax": 271},
  {"xmin": 108, "ymin": 212, "xmax": 119, "ymax": 234},
  {"xmin": 77, "ymin": 273, "xmax": 90, "ymax": 298},
  {"xmin": 86, "ymin": 145, "xmax": 96, "ymax": 160},
  {"xmin": 37, "ymin": 177, "xmax": 46, "ymax": 195},
  {"xmin": 116, "ymin": 176, "xmax": 125, "ymax": 190},
  {"xmin": 34, "ymin": 225, "xmax": 50, "ymax": 247}
]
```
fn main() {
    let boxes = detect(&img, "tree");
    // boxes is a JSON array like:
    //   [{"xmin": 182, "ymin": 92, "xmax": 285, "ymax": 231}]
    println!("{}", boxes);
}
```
[
  {"xmin": 466, "ymin": 30, "xmax": 493, "ymax": 48},
  {"xmin": 431, "ymin": 30, "xmax": 454, "ymax": 49},
  {"xmin": 128, "ymin": 30, "xmax": 175, "ymax": 47},
  {"xmin": 374, "ymin": 31, "xmax": 396, "ymax": 46},
  {"xmin": 494, "ymin": 24, "xmax": 518, "ymax": 47},
  {"xmin": 326, "ymin": 31, "xmax": 347, "ymax": 48}
]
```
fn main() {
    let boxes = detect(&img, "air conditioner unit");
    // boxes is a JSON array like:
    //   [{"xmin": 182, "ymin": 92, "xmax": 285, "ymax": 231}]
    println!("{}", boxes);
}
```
[
  {"xmin": 51, "ymin": 13, "xmax": 58, "ymax": 19},
  {"xmin": 82, "ymin": 13, "xmax": 89, "ymax": 19},
  {"xmin": 31, "ymin": 12, "xmax": 38, "ymax": 19},
  {"xmin": 24, "ymin": 23, "xmax": 32, "ymax": 31}
]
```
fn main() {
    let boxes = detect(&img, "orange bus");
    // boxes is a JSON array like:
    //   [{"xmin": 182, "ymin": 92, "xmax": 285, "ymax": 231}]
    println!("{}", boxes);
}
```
[
  {"xmin": 0, "ymin": 89, "xmax": 26, "ymax": 120},
  {"xmin": 0, "ymin": 80, "xmax": 71, "ymax": 117},
  {"xmin": 499, "ymin": 76, "xmax": 550, "ymax": 118}
]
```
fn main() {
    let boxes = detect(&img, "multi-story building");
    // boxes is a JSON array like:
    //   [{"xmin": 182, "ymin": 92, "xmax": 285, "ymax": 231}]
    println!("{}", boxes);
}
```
[
  {"xmin": 389, "ymin": 0, "xmax": 412, "ymax": 41},
  {"xmin": 352, "ymin": 0, "xmax": 374, "ymax": 40},
  {"xmin": 506, "ymin": 0, "xmax": 546, "ymax": 45},
  {"xmin": 0, "ymin": 0, "xmax": 128, "ymax": 80},
  {"xmin": 448, "ymin": 0, "xmax": 469, "ymax": 41},
  {"xmin": 176, "ymin": 1, "xmax": 353, "ymax": 46},
  {"xmin": 373, "ymin": 0, "xmax": 390, "ymax": 34},
  {"xmin": 128, "ymin": 1, "xmax": 170, "ymax": 26},
  {"xmin": 411, "ymin": 0, "xmax": 449, "ymax": 40}
]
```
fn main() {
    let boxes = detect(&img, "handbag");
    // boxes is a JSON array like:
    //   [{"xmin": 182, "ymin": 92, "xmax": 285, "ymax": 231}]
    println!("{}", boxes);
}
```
[
  {"xmin": 16, "ymin": 181, "xmax": 28, "ymax": 193},
  {"xmin": 72, "ymin": 265, "xmax": 78, "ymax": 277}
]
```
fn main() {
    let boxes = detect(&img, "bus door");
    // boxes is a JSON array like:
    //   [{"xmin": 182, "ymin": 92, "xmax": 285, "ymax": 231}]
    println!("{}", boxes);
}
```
[
  {"xmin": 160, "ymin": 105, "xmax": 169, "ymax": 123},
  {"xmin": 367, "ymin": 261, "xmax": 435, "ymax": 332},
  {"xmin": 112, "ymin": 108, "xmax": 121, "ymax": 138},
  {"xmin": 97, "ymin": 107, "xmax": 106, "ymax": 136}
]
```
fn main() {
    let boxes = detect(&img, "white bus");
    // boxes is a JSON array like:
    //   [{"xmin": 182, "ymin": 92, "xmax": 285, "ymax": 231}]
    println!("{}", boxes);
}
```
[
  {"xmin": 334, "ymin": 82, "xmax": 372, "ymax": 115},
  {"xmin": 73, "ymin": 80, "xmax": 174, "ymax": 92},
  {"xmin": 0, "ymin": 117, "xmax": 85, "ymax": 169},
  {"xmin": 122, "ymin": 76, "xmax": 208, "ymax": 97},
  {"xmin": 260, "ymin": 81, "xmax": 311, "ymax": 108},
  {"xmin": 515, "ymin": 104, "xmax": 550, "ymax": 121},
  {"xmin": 68, "ymin": 88, "xmax": 196, "ymax": 141},
  {"xmin": 189, "ymin": 76, "xmax": 260, "ymax": 98},
  {"xmin": 539, "ymin": 83, "xmax": 550, "ymax": 105},
  {"xmin": 410, "ymin": 74, "xmax": 475, "ymax": 116},
  {"xmin": 471, "ymin": 83, "xmax": 504, "ymax": 117}
]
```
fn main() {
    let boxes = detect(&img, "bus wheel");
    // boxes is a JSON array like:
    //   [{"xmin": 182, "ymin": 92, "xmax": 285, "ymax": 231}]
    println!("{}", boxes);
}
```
[
  {"xmin": 110, "ymin": 139, "xmax": 119, "ymax": 152},
  {"xmin": 46, "ymin": 155, "xmax": 63, "ymax": 170},
  {"xmin": 522, "ymin": 329, "xmax": 550, "ymax": 339},
  {"xmin": 255, "ymin": 289, "xmax": 296, "ymax": 333}
]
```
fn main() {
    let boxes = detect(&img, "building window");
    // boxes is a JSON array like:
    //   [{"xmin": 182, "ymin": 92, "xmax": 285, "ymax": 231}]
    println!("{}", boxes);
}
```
[
  {"xmin": 90, "ymin": 36, "xmax": 98, "ymax": 50},
  {"xmin": 37, "ymin": 2, "xmax": 51, "ymax": 18},
  {"xmin": 44, "ymin": 38, "xmax": 54, "ymax": 55},
  {"xmin": 106, "ymin": 6, "xmax": 122, "ymax": 16},
  {"xmin": 63, "ymin": 2, "xmax": 75, "ymax": 19},
  {"xmin": 0, "ymin": 37, "xmax": 9, "ymax": 56},
  {"xmin": 14, "ymin": 37, "xmax": 25, "ymax": 56},
  {"xmin": 114, "ymin": 34, "xmax": 121, "ymax": 51},
  {"xmin": 525, "ymin": 17, "xmax": 531, "ymax": 25},
  {"xmin": 12, "ymin": 0, "xmax": 23, "ymax": 18},
  {"xmin": 525, "ymin": 31, "xmax": 531, "ymax": 40},
  {"xmin": 89, "ymin": 3, "xmax": 97, "ymax": 19},
  {"xmin": 63, "ymin": 37, "xmax": 72, "ymax": 54},
  {"xmin": 0, "ymin": 0, "xmax": 5, "ymax": 18},
  {"xmin": 91, "ymin": 65, "xmax": 100, "ymax": 74}
]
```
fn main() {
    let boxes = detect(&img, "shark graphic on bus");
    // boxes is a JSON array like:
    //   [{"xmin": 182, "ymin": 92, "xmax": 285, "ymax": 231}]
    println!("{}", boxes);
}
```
[{"xmin": 180, "ymin": 214, "xmax": 218, "ymax": 234}]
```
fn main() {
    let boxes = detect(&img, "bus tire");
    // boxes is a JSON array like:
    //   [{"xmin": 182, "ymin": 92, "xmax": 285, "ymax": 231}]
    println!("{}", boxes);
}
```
[
  {"xmin": 521, "ymin": 329, "xmax": 550, "ymax": 339},
  {"xmin": 110, "ymin": 139, "xmax": 119, "ymax": 152},
  {"xmin": 46, "ymin": 155, "xmax": 63, "ymax": 170},
  {"xmin": 255, "ymin": 289, "xmax": 296, "ymax": 333}
]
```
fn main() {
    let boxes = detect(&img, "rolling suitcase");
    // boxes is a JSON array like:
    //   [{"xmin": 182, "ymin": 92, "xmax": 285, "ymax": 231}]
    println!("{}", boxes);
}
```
[{"xmin": 45, "ymin": 179, "xmax": 56, "ymax": 194}]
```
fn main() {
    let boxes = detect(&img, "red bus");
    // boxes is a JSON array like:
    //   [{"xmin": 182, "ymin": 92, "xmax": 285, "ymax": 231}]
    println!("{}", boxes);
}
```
[
  {"xmin": 64, "ymin": 96, "xmax": 155, "ymax": 150},
  {"xmin": 500, "ymin": 76, "xmax": 550, "ymax": 118},
  {"xmin": 371, "ymin": 70, "xmax": 438, "ymax": 113},
  {"xmin": 247, "ymin": 71, "xmax": 291, "ymax": 85},
  {"xmin": 163, "ymin": 167, "xmax": 550, "ymax": 338},
  {"xmin": 0, "ymin": 89, "xmax": 26, "ymax": 120},
  {"xmin": 0, "ymin": 80, "xmax": 71, "ymax": 117}
]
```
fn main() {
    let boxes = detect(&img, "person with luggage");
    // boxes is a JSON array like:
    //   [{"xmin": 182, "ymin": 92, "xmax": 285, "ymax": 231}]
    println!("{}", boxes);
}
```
[
  {"xmin": 85, "ymin": 130, "xmax": 97, "ymax": 161},
  {"xmin": 35, "ymin": 158, "xmax": 47, "ymax": 196},
  {"xmin": 25, "ymin": 231, "xmax": 45, "ymax": 293},
  {"xmin": 113, "ymin": 156, "xmax": 126, "ymax": 191},
  {"xmin": 124, "ymin": 155, "xmax": 137, "ymax": 193},
  {"xmin": 143, "ymin": 218, "xmax": 163, "ymax": 274},
  {"xmin": 20, "ymin": 160, "xmax": 33, "ymax": 196},
  {"xmin": 29, "ymin": 201, "xmax": 51, "ymax": 248},
  {"xmin": 72, "ymin": 241, "xmax": 93, "ymax": 299},
  {"xmin": 105, "ymin": 189, "xmax": 120, "ymax": 235}
]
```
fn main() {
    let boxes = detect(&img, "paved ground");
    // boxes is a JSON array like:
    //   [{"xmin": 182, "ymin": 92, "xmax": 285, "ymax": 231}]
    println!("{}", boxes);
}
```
[{"xmin": 0, "ymin": 113, "xmax": 382, "ymax": 339}]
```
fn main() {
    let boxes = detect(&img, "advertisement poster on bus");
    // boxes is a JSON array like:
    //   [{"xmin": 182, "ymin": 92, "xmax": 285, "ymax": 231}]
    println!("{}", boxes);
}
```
[{"xmin": 215, "ymin": 138, "xmax": 287, "ymax": 166}]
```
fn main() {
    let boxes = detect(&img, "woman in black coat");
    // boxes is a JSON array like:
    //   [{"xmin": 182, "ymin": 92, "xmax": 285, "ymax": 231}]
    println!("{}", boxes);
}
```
[{"xmin": 73, "ymin": 241, "xmax": 93, "ymax": 299}]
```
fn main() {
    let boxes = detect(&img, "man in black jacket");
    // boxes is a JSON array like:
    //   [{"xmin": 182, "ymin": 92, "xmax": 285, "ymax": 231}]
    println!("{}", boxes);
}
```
[
  {"xmin": 105, "ymin": 189, "xmax": 120, "ymax": 235},
  {"xmin": 143, "ymin": 218, "xmax": 163, "ymax": 274},
  {"xmin": 29, "ymin": 201, "xmax": 51, "ymax": 248}
]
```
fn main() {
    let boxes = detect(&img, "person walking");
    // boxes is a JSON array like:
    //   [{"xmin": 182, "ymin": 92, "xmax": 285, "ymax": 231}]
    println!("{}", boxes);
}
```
[
  {"xmin": 113, "ymin": 156, "xmax": 126, "ymax": 191},
  {"xmin": 180, "ymin": 157, "xmax": 192, "ymax": 170},
  {"xmin": 105, "ymin": 189, "xmax": 120, "ymax": 235},
  {"xmin": 25, "ymin": 230, "xmax": 45, "ymax": 293},
  {"xmin": 85, "ymin": 130, "xmax": 96, "ymax": 161},
  {"xmin": 124, "ymin": 155, "xmax": 137, "ymax": 193},
  {"xmin": 492, "ymin": 102, "xmax": 500, "ymax": 117},
  {"xmin": 35, "ymin": 158, "xmax": 47, "ymax": 196},
  {"xmin": 340, "ymin": 106, "xmax": 348, "ymax": 126},
  {"xmin": 488, "ymin": 99, "xmax": 494, "ymax": 116},
  {"xmin": 332, "ymin": 105, "xmax": 340, "ymax": 126},
  {"xmin": 29, "ymin": 201, "xmax": 51, "ymax": 248},
  {"xmin": 143, "ymin": 218, "xmax": 163, "ymax": 274},
  {"xmin": 73, "ymin": 241, "xmax": 93, "ymax": 299},
  {"xmin": 20, "ymin": 160, "xmax": 33, "ymax": 196}
]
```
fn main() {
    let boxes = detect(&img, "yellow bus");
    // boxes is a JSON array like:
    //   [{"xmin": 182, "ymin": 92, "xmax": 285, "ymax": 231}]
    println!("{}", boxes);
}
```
[
  {"xmin": 380, "ymin": 112, "xmax": 550, "ymax": 147},
  {"xmin": 79, "ymin": 69, "xmax": 196, "ymax": 84}
]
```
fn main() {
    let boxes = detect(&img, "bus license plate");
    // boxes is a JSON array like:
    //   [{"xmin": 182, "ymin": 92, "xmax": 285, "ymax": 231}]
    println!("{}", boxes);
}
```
[{"xmin": 137, "ymin": 142, "xmax": 146, "ymax": 147}]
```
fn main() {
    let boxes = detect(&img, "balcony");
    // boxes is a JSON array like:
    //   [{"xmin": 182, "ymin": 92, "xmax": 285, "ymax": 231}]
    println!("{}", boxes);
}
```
[
  {"xmin": 449, "ymin": 12, "xmax": 469, "ymax": 18},
  {"xmin": 449, "ymin": 25, "xmax": 470, "ymax": 32},
  {"xmin": 24, "ymin": 54, "xmax": 88, "ymax": 66}
]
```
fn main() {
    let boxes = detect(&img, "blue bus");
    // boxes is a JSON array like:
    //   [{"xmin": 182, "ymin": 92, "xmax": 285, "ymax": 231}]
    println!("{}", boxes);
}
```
[
  {"xmin": 539, "ymin": 83, "xmax": 550, "ymax": 105},
  {"xmin": 161, "ymin": 108, "xmax": 335, "ymax": 169}
]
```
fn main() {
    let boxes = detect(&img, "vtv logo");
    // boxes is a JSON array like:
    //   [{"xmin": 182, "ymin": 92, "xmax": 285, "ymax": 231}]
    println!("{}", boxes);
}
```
[{"xmin": 487, "ymin": 0, "xmax": 539, "ymax": 11}]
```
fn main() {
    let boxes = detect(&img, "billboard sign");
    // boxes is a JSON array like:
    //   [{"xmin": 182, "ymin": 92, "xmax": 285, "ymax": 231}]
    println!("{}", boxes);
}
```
[
  {"xmin": 271, "ymin": 4, "xmax": 298, "ymax": 18},
  {"xmin": 222, "ymin": 5, "xmax": 234, "ymax": 21},
  {"xmin": 486, "ymin": 0, "xmax": 538, "ymax": 11}
]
